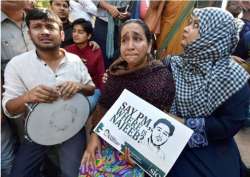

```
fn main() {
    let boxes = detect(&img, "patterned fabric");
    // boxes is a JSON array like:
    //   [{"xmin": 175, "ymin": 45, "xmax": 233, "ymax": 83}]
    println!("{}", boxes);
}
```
[
  {"xmin": 186, "ymin": 118, "xmax": 208, "ymax": 148},
  {"xmin": 78, "ymin": 141, "xmax": 144, "ymax": 177},
  {"xmin": 92, "ymin": 58, "xmax": 175, "ymax": 127},
  {"xmin": 170, "ymin": 7, "xmax": 249, "ymax": 118},
  {"xmin": 99, "ymin": 59, "xmax": 175, "ymax": 112},
  {"xmin": 82, "ymin": 59, "xmax": 174, "ymax": 177}
]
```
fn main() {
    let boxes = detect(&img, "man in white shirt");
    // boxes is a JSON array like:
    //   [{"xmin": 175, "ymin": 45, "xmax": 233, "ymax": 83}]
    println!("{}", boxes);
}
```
[{"xmin": 2, "ymin": 8, "xmax": 95, "ymax": 177}]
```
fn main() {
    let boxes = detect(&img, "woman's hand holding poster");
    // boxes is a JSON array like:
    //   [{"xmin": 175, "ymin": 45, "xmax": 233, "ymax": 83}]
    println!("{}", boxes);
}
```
[{"xmin": 94, "ymin": 89, "xmax": 193, "ymax": 177}]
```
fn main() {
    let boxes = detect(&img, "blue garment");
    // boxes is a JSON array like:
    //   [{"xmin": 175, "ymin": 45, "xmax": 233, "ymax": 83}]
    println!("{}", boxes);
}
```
[
  {"xmin": 167, "ymin": 82, "xmax": 250, "ymax": 177},
  {"xmin": 87, "ymin": 89, "xmax": 101, "ymax": 113},
  {"xmin": 92, "ymin": 18, "xmax": 120, "ymax": 68},
  {"xmin": 244, "ymin": 103, "xmax": 250, "ymax": 127},
  {"xmin": 9, "ymin": 129, "xmax": 86, "ymax": 177},
  {"xmin": 131, "ymin": 1, "xmax": 140, "ymax": 19},
  {"xmin": 92, "ymin": 1, "xmax": 134, "ymax": 68},
  {"xmin": 234, "ymin": 19, "xmax": 250, "ymax": 60},
  {"xmin": 185, "ymin": 118, "xmax": 208, "ymax": 148},
  {"xmin": 233, "ymin": 19, "xmax": 250, "ymax": 126},
  {"xmin": 1, "ymin": 122, "xmax": 15, "ymax": 177}
]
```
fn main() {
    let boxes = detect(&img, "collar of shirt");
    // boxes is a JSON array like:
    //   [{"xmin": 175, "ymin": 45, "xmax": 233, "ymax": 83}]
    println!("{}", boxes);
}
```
[
  {"xmin": 1, "ymin": 11, "xmax": 26, "ymax": 24},
  {"xmin": 1, "ymin": 11, "xmax": 8, "ymax": 22},
  {"xmin": 34, "ymin": 48, "xmax": 70, "ymax": 69}
]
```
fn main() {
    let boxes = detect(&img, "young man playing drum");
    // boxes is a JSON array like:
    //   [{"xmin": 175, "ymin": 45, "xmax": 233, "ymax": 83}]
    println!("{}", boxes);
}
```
[{"xmin": 2, "ymin": 8, "xmax": 95, "ymax": 177}]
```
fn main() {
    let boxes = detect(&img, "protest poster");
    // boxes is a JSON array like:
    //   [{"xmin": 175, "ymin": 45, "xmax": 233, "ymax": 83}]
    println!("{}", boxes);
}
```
[{"xmin": 94, "ymin": 89, "xmax": 193, "ymax": 177}]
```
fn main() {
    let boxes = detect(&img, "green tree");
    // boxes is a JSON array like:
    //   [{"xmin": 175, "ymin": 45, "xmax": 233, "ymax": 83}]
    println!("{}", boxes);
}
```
[{"xmin": 35, "ymin": 0, "xmax": 50, "ymax": 9}]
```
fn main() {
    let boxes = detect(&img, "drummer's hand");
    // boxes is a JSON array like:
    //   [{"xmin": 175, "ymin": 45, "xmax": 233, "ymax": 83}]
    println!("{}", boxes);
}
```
[
  {"xmin": 81, "ymin": 133, "xmax": 101, "ymax": 170},
  {"xmin": 25, "ymin": 85, "xmax": 59, "ymax": 103},
  {"xmin": 56, "ymin": 81, "xmax": 81, "ymax": 99},
  {"xmin": 123, "ymin": 147, "xmax": 136, "ymax": 166}
]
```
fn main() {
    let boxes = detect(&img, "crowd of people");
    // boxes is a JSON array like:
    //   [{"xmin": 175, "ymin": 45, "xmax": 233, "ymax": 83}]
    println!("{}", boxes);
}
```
[{"xmin": 1, "ymin": 0, "xmax": 250, "ymax": 177}]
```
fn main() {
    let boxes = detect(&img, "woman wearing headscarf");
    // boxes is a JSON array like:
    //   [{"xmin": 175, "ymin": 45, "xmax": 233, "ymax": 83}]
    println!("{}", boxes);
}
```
[{"xmin": 164, "ymin": 7, "xmax": 250, "ymax": 177}]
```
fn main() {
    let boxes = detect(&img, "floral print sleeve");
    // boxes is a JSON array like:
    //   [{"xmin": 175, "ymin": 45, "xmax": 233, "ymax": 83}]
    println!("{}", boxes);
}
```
[{"xmin": 185, "ymin": 118, "xmax": 208, "ymax": 148}]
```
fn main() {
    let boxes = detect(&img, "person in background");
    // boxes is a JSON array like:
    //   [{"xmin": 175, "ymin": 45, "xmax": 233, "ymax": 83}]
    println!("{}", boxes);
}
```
[
  {"xmin": 1, "ymin": 73, "xmax": 14, "ymax": 177},
  {"xmin": 80, "ymin": 19, "xmax": 175, "ymax": 176},
  {"xmin": 49, "ymin": 0, "xmax": 73, "ymax": 48},
  {"xmin": 1, "ymin": 1, "xmax": 35, "ymax": 176},
  {"xmin": 226, "ymin": 0, "xmax": 244, "ymax": 33},
  {"xmin": 144, "ymin": 1, "xmax": 195, "ymax": 58},
  {"xmin": 3, "ymin": 8, "xmax": 95, "ymax": 177},
  {"xmin": 92, "ymin": 0, "xmax": 132, "ymax": 68},
  {"xmin": 162, "ymin": 7, "xmax": 250, "ymax": 177},
  {"xmin": 69, "ymin": 0, "xmax": 97, "ymax": 25},
  {"xmin": 50, "ymin": 0, "xmax": 99, "ymax": 49},
  {"xmin": 227, "ymin": 0, "xmax": 243, "ymax": 18},
  {"xmin": 1, "ymin": 0, "xmax": 35, "ymax": 71},
  {"xmin": 24, "ymin": 0, "xmax": 37, "ymax": 12},
  {"xmin": 66, "ymin": 18, "xmax": 105, "ymax": 111},
  {"xmin": 232, "ymin": 2, "xmax": 250, "ymax": 175},
  {"xmin": 234, "ymin": 1, "xmax": 250, "ymax": 62}
]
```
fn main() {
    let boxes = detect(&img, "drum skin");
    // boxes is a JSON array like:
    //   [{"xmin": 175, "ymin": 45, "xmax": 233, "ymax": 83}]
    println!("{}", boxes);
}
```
[{"xmin": 25, "ymin": 94, "xmax": 90, "ymax": 145}]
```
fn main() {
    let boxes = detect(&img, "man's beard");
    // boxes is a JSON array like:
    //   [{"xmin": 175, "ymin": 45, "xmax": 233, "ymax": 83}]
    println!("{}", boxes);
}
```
[
  {"xmin": 61, "ymin": 17, "xmax": 68, "ymax": 23},
  {"xmin": 150, "ymin": 135, "xmax": 167, "ymax": 148},
  {"xmin": 34, "ymin": 43, "xmax": 61, "ymax": 51}
]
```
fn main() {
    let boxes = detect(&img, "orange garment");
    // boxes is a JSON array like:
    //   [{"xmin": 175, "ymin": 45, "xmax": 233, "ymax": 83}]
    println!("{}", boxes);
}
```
[
  {"xmin": 144, "ymin": 1, "xmax": 165, "ymax": 35},
  {"xmin": 156, "ymin": 1, "xmax": 194, "ymax": 58}
]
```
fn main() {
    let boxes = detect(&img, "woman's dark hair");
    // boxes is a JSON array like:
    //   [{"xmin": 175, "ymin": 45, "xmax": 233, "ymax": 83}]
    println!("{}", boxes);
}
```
[
  {"xmin": 25, "ymin": 8, "xmax": 63, "ymax": 30},
  {"xmin": 153, "ymin": 118, "xmax": 175, "ymax": 136},
  {"xmin": 119, "ymin": 19, "xmax": 153, "ymax": 44},
  {"xmin": 72, "ymin": 18, "xmax": 93, "ymax": 35}
]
